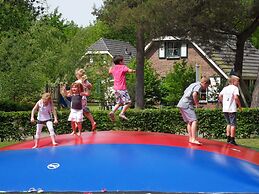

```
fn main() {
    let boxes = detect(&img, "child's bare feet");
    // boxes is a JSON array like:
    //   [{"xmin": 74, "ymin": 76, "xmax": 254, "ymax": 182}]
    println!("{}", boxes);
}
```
[
  {"xmin": 92, "ymin": 122, "xmax": 97, "ymax": 131},
  {"xmin": 189, "ymin": 139, "xmax": 202, "ymax": 145},
  {"xmin": 119, "ymin": 113, "xmax": 128, "ymax": 120},
  {"xmin": 109, "ymin": 112, "xmax": 115, "ymax": 122},
  {"xmin": 70, "ymin": 131, "xmax": 76, "ymax": 135},
  {"xmin": 77, "ymin": 132, "xmax": 81, "ymax": 136},
  {"xmin": 52, "ymin": 142, "xmax": 58, "ymax": 146},
  {"xmin": 32, "ymin": 145, "xmax": 38, "ymax": 149}
]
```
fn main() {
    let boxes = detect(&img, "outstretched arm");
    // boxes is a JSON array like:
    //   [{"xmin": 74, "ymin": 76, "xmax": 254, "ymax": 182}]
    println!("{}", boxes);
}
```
[
  {"xmin": 109, "ymin": 67, "xmax": 113, "ymax": 74},
  {"xmin": 128, "ymin": 68, "xmax": 136, "ymax": 73},
  {"xmin": 60, "ymin": 84, "xmax": 71, "ymax": 97}
]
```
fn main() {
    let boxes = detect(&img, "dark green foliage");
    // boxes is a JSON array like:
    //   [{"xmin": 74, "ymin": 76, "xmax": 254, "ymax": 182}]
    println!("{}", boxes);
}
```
[
  {"xmin": 0, "ymin": 108, "xmax": 258, "ymax": 141},
  {"xmin": 0, "ymin": 111, "xmax": 34, "ymax": 141},
  {"xmin": 0, "ymin": 100, "xmax": 33, "ymax": 112},
  {"xmin": 127, "ymin": 59, "xmax": 161, "ymax": 107},
  {"xmin": 160, "ymin": 61, "xmax": 195, "ymax": 106},
  {"xmin": 0, "ymin": 0, "xmax": 41, "ymax": 33},
  {"xmin": 251, "ymin": 28, "xmax": 259, "ymax": 49}
]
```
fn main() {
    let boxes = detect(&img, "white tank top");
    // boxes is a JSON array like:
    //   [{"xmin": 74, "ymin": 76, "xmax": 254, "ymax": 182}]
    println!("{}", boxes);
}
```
[{"xmin": 37, "ymin": 100, "xmax": 52, "ymax": 121}]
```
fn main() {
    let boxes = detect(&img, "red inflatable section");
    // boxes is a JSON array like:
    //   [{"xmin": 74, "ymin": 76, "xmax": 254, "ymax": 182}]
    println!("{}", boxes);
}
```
[{"xmin": 1, "ymin": 131, "xmax": 258, "ymax": 165}]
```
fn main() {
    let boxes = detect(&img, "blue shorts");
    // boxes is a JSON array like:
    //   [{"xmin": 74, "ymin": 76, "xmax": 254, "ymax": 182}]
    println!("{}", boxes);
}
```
[{"xmin": 223, "ymin": 112, "xmax": 237, "ymax": 127}]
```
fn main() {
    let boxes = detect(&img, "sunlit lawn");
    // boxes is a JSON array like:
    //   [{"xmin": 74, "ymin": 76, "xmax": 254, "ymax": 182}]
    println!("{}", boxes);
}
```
[{"xmin": 215, "ymin": 138, "xmax": 259, "ymax": 151}]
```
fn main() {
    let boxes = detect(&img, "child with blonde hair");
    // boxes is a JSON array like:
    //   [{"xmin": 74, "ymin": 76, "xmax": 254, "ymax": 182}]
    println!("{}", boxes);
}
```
[
  {"xmin": 61, "ymin": 82, "xmax": 89, "ymax": 136},
  {"xmin": 75, "ymin": 68, "xmax": 97, "ymax": 131},
  {"xmin": 31, "ymin": 93, "xmax": 58, "ymax": 148},
  {"xmin": 177, "ymin": 76, "xmax": 211, "ymax": 145},
  {"xmin": 219, "ymin": 75, "xmax": 242, "ymax": 145}
]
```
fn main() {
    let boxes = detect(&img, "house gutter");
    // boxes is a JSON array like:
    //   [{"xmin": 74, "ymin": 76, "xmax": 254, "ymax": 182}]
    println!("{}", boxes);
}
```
[
  {"xmin": 191, "ymin": 42, "xmax": 229, "ymax": 79},
  {"xmin": 85, "ymin": 50, "xmax": 113, "ymax": 58}
]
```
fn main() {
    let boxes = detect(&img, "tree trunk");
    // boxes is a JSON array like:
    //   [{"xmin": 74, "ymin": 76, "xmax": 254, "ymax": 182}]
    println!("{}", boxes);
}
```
[
  {"xmin": 234, "ymin": 37, "xmax": 245, "ymax": 77},
  {"xmin": 135, "ymin": 24, "xmax": 145, "ymax": 109},
  {"xmin": 250, "ymin": 70, "xmax": 259, "ymax": 107},
  {"xmin": 233, "ymin": 33, "xmax": 255, "ymax": 107},
  {"xmin": 233, "ymin": 16, "xmax": 259, "ymax": 107}
]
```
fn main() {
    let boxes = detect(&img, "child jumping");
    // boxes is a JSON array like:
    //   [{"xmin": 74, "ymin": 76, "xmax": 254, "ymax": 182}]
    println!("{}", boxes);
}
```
[
  {"xmin": 75, "ymin": 68, "xmax": 97, "ymax": 131},
  {"xmin": 108, "ymin": 55, "xmax": 135, "ymax": 121},
  {"xmin": 60, "ymin": 82, "xmax": 89, "ymax": 136},
  {"xmin": 218, "ymin": 75, "xmax": 242, "ymax": 145},
  {"xmin": 31, "ymin": 93, "xmax": 58, "ymax": 148}
]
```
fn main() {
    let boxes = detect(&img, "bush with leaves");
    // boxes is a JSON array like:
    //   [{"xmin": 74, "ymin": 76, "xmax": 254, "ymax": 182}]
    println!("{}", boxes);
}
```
[
  {"xmin": 0, "ymin": 108, "xmax": 258, "ymax": 141},
  {"xmin": 160, "ymin": 60, "xmax": 195, "ymax": 106},
  {"xmin": 127, "ymin": 59, "xmax": 161, "ymax": 107}
]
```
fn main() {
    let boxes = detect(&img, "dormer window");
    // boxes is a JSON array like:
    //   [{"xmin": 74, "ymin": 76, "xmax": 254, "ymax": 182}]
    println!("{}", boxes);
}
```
[
  {"xmin": 159, "ymin": 41, "xmax": 188, "ymax": 59},
  {"xmin": 166, "ymin": 42, "xmax": 181, "ymax": 58}
]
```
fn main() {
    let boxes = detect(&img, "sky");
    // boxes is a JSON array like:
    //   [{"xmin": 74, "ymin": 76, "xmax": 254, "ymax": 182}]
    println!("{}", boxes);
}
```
[{"xmin": 45, "ymin": 0, "xmax": 103, "ymax": 27}]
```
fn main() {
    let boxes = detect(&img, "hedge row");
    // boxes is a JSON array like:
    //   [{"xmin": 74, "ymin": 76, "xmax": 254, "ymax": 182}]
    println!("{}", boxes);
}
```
[
  {"xmin": 0, "ymin": 100, "xmax": 34, "ymax": 112},
  {"xmin": 0, "ymin": 108, "xmax": 258, "ymax": 141}
]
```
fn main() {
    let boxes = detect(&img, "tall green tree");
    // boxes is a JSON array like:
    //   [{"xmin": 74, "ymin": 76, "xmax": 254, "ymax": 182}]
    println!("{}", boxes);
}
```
[
  {"xmin": 160, "ymin": 61, "xmax": 195, "ymax": 106},
  {"xmin": 0, "ymin": 0, "xmax": 45, "ymax": 34}
]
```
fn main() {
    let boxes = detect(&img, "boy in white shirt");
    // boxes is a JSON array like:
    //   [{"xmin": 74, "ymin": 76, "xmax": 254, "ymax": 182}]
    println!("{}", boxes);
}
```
[{"xmin": 219, "ymin": 75, "xmax": 242, "ymax": 145}]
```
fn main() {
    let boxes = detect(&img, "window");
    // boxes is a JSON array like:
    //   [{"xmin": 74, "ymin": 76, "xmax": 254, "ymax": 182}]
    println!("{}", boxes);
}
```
[
  {"xmin": 158, "ymin": 41, "xmax": 188, "ymax": 59},
  {"xmin": 166, "ymin": 42, "xmax": 181, "ymax": 58},
  {"xmin": 199, "ymin": 77, "xmax": 221, "ymax": 103},
  {"xmin": 207, "ymin": 77, "xmax": 221, "ymax": 103}
]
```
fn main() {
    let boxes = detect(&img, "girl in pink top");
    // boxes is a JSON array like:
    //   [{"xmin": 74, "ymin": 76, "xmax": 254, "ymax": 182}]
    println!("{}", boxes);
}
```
[{"xmin": 108, "ymin": 55, "xmax": 135, "ymax": 121}]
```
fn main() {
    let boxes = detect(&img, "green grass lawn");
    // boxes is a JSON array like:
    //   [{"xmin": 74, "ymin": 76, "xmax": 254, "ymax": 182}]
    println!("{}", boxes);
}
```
[
  {"xmin": 215, "ymin": 138, "xmax": 259, "ymax": 151},
  {"xmin": 0, "ymin": 140, "xmax": 19, "ymax": 148},
  {"xmin": 0, "ymin": 138, "xmax": 258, "ymax": 151}
]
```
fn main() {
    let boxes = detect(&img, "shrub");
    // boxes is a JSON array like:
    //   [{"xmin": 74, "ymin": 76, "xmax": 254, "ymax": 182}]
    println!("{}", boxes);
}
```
[
  {"xmin": 0, "ymin": 100, "xmax": 33, "ymax": 112},
  {"xmin": 0, "ymin": 108, "xmax": 258, "ymax": 141},
  {"xmin": 160, "ymin": 60, "xmax": 195, "ymax": 106}
]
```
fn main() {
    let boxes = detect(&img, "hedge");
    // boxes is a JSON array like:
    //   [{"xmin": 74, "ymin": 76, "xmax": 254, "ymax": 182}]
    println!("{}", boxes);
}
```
[
  {"xmin": 0, "ymin": 108, "xmax": 258, "ymax": 141},
  {"xmin": 0, "ymin": 100, "xmax": 34, "ymax": 112}
]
